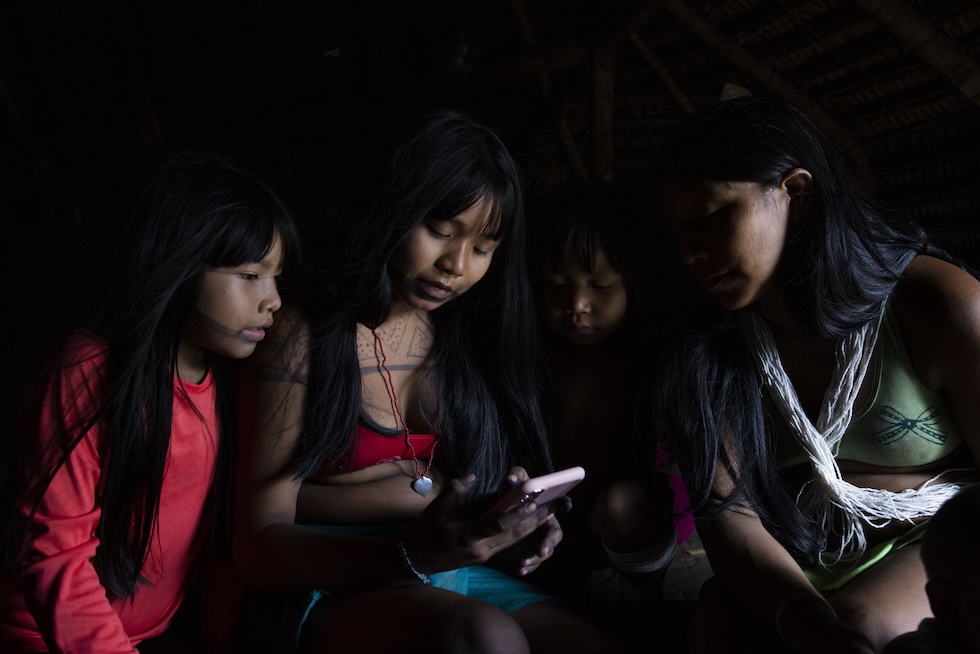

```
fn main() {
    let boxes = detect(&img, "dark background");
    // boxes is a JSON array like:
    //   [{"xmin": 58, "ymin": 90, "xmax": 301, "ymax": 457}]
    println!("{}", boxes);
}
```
[{"xmin": 4, "ymin": 0, "xmax": 980, "ymax": 423}]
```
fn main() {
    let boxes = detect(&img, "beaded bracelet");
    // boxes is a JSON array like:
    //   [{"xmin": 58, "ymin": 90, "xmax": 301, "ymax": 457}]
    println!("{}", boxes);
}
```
[
  {"xmin": 396, "ymin": 537, "xmax": 430, "ymax": 585},
  {"xmin": 774, "ymin": 593, "xmax": 836, "ymax": 646}
]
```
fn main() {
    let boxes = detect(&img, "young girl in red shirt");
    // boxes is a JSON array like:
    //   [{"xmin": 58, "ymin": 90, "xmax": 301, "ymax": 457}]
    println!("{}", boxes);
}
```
[{"xmin": 1, "ymin": 153, "xmax": 300, "ymax": 653}]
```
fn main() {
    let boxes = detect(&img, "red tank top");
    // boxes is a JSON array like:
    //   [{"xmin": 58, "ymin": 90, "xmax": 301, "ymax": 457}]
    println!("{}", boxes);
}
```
[{"xmin": 320, "ymin": 422, "xmax": 436, "ymax": 473}]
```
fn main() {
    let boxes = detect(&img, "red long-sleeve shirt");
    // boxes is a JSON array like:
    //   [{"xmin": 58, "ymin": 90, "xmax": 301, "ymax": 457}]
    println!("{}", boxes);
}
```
[{"xmin": 0, "ymin": 333, "xmax": 219, "ymax": 652}]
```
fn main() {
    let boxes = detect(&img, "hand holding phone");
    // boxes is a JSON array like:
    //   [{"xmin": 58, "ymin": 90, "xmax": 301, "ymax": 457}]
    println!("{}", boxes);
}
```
[{"xmin": 487, "ymin": 466, "xmax": 585, "ymax": 515}]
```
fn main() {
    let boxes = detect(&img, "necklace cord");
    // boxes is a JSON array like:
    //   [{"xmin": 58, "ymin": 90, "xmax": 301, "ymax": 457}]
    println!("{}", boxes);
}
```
[{"xmin": 371, "ymin": 329, "xmax": 437, "ymax": 479}]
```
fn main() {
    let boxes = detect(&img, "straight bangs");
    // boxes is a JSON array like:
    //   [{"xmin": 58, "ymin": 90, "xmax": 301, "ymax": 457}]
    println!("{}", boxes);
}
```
[
  {"xmin": 426, "ymin": 147, "xmax": 521, "ymax": 243},
  {"xmin": 477, "ymin": 191, "xmax": 512, "ymax": 242},
  {"xmin": 546, "ymin": 224, "xmax": 598, "ymax": 274},
  {"xmin": 546, "ymin": 223, "xmax": 629, "ymax": 285},
  {"xmin": 480, "ymin": 179, "xmax": 523, "ymax": 254},
  {"xmin": 381, "ymin": 108, "xmax": 525, "ymax": 253},
  {"xmin": 206, "ymin": 197, "xmax": 300, "ymax": 271},
  {"xmin": 426, "ymin": 182, "xmax": 517, "ymax": 244},
  {"xmin": 531, "ymin": 183, "xmax": 642, "ymax": 290}
]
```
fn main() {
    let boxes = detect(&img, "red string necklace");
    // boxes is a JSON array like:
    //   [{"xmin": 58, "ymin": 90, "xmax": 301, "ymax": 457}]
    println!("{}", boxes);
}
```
[{"xmin": 371, "ymin": 329, "xmax": 438, "ymax": 496}]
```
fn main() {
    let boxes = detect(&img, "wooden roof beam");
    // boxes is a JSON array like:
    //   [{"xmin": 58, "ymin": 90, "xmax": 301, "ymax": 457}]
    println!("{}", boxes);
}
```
[
  {"xmin": 854, "ymin": 0, "xmax": 980, "ymax": 107},
  {"xmin": 630, "ymin": 33, "xmax": 697, "ymax": 115},
  {"xmin": 483, "ymin": 0, "xmax": 669, "ymax": 83},
  {"xmin": 509, "ymin": 0, "xmax": 551, "ymax": 95},
  {"xmin": 663, "ymin": 0, "xmax": 874, "ymax": 187},
  {"xmin": 478, "ymin": 44, "xmax": 588, "ymax": 84},
  {"xmin": 598, "ymin": 0, "xmax": 669, "ymax": 52}
]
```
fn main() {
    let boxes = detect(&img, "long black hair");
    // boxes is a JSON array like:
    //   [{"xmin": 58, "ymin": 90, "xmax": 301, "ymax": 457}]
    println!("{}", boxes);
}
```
[
  {"xmin": 652, "ymin": 96, "xmax": 931, "ymax": 559},
  {"xmin": 292, "ymin": 109, "xmax": 551, "ymax": 499},
  {"xmin": 12, "ymin": 153, "xmax": 300, "ymax": 599}
]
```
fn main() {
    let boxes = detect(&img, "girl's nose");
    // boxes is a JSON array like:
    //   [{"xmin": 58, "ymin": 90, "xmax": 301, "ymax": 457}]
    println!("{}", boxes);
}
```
[
  {"xmin": 261, "ymin": 279, "xmax": 282, "ymax": 314},
  {"xmin": 572, "ymin": 290, "xmax": 591, "ymax": 315},
  {"xmin": 437, "ymin": 245, "xmax": 466, "ymax": 276},
  {"xmin": 677, "ymin": 233, "xmax": 708, "ymax": 265}
]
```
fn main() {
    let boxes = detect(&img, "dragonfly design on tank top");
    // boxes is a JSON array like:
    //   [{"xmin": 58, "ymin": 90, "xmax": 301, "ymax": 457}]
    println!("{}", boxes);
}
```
[{"xmin": 874, "ymin": 406, "xmax": 946, "ymax": 446}]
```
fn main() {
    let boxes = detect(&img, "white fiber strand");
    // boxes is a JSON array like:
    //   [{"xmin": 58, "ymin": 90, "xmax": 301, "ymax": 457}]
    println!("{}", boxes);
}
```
[{"xmin": 741, "ymin": 309, "xmax": 967, "ymax": 567}]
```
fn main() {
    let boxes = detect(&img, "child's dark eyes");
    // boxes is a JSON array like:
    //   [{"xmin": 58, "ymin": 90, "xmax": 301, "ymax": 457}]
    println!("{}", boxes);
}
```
[{"xmin": 238, "ymin": 272, "xmax": 260, "ymax": 281}]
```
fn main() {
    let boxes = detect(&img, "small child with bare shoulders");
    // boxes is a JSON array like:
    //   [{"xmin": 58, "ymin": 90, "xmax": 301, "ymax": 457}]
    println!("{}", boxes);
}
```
[{"xmin": 528, "ymin": 182, "xmax": 693, "ymax": 611}]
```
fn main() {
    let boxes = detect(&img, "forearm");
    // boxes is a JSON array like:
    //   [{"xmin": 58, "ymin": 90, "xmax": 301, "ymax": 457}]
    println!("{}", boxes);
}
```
[
  {"xmin": 704, "ymin": 510, "xmax": 824, "ymax": 627},
  {"xmin": 21, "ymin": 492, "xmax": 136, "ymax": 652},
  {"xmin": 704, "ymin": 509, "xmax": 876, "ymax": 651},
  {"xmin": 305, "ymin": 460, "xmax": 416, "ymax": 485},
  {"xmin": 24, "ymin": 558, "xmax": 137, "ymax": 654},
  {"xmin": 296, "ymin": 476, "xmax": 433, "ymax": 524},
  {"xmin": 296, "ymin": 463, "xmax": 439, "ymax": 524},
  {"xmin": 21, "ymin": 394, "xmax": 137, "ymax": 653}
]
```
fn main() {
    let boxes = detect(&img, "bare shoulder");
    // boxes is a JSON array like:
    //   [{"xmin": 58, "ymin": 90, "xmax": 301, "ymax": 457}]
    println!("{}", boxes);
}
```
[
  {"xmin": 894, "ymin": 255, "xmax": 980, "ymax": 329},
  {"xmin": 892, "ymin": 255, "xmax": 980, "ymax": 391},
  {"xmin": 899, "ymin": 254, "xmax": 979, "ymax": 296}
]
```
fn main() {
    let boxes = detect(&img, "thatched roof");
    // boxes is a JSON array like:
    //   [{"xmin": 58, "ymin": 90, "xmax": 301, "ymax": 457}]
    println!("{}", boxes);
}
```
[
  {"xmin": 3, "ymin": 0, "xmax": 979, "ymax": 259},
  {"xmin": 469, "ymin": 0, "xmax": 980, "ymax": 257},
  {"xmin": 3, "ymin": 0, "xmax": 979, "ymax": 424}
]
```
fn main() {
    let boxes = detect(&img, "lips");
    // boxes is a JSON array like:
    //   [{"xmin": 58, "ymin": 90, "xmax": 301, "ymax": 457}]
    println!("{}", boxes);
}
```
[
  {"xmin": 418, "ymin": 278, "xmax": 452, "ymax": 300},
  {"xmin": 242, "ymin": 328, "xmax": 266, "ymax": 342},
  {"xmin": 696, "ymin": 270, "xmax": 728, "ymax": 290},
  {"xmin": 242, "ymin": 321, "xmax": 273, "ymax": 343}
]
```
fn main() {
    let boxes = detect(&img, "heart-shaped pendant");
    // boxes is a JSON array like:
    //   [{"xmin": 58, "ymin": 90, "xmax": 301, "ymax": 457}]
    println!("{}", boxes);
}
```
[{"xmin": 412, "ymin": 475, "xmax": 433, "ymax": 497}]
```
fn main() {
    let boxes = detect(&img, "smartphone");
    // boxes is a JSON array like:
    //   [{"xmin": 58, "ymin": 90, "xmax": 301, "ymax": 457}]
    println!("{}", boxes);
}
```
[{"xmin": 487, "ymin": 466, "xmax": 586, "ymax": 514}]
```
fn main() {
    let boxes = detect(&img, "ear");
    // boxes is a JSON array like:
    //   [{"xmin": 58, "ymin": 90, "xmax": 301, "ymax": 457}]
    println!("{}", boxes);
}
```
[
  {"xmin": 925, "ymin": 579, "xmax": 961, "ymax": 628},
  {"xmin": 780, "ymin": 168, "xmax": 813, "ymax": 226}
]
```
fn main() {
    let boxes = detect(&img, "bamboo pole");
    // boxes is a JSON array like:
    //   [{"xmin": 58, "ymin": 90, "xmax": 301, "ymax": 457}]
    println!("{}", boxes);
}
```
[
  {"xmin": 558, "ymin": 113, "xmax": 589, "ymax": 181},
  {"xmin": 509, "ymin": 0, "xmax": 551, "ymax": 95},
  {"xmin": 591, "ymin": 48, "xmax": 616, "ymax": 182}
]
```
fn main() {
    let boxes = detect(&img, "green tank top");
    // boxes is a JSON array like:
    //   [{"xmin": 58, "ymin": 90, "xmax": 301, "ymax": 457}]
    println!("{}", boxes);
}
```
[{"xmin": 776, "ymin": 306, "xmax": 964, "ymax": 468}]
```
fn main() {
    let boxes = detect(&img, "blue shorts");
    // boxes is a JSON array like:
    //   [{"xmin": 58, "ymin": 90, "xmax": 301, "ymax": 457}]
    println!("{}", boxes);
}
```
[{"xmin": 235, "ymin": 526, "xmax": 555, "ymax": 653}]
